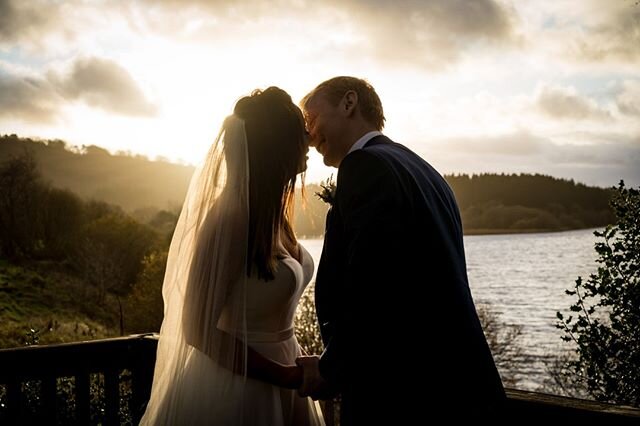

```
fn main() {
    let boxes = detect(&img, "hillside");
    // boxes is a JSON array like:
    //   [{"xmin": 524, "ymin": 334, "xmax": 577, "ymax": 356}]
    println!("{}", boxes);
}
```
[
  {"xmin": 1, "ymin": 134, "xmax": 615, "ymax": 236},
  {"xmin": 0, "ymin": 259, "xmax": 121, "ymax": 348},
  {"xmin": 0, "ymin": 134, "xmax": 193, "ymax": 212},
  {"xmin": 448, "ymin": 173, "xmax": 614, "ymax": 234}
]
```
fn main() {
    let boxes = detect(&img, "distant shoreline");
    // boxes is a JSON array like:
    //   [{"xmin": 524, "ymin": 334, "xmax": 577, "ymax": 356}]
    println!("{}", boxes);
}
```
[
  {"xmin": 464, "ymin": 228, "xmax": 557, "ymax": 236},
  {"xmin": 300, "ymin": 226, "xmax": 603, "ymax": 240},
  {"xmin": 463, "ymin": 226, "xmax": 602, "ymax": 236}
]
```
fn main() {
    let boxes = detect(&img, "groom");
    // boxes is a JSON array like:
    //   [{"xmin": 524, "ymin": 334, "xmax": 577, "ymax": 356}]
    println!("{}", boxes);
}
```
[{"xmin": 296, "ymin": 77, "xmax": 506, "ymax": 424}]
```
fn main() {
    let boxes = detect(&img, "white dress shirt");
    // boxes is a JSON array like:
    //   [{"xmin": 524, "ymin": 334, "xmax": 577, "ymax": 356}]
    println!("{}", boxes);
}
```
[{"xmin": 347, "ymin": 131, "xmax": 383, "ymax": 155}]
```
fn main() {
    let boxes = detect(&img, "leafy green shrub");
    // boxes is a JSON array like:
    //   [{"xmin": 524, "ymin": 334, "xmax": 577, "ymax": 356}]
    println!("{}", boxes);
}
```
[{"xmin": 557, "ymin": 181, "xmax": 640, "ymax": 407}]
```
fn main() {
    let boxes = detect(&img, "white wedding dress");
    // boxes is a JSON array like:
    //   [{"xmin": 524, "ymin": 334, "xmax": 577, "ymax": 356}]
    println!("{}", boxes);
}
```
[
  {"xmin": 140, "ymin": 115, "xmax": 323, "ymax": 426},
  {"xmin": 143, "ymin": 243, "xmax": 325, "ymax": 426}
]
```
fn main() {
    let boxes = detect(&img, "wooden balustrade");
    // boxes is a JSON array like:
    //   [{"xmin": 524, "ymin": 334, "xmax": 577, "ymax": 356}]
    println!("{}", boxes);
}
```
[
  {"xmin": 0, "ymin": 334, "xmax": 157, "ymax": 425},
  {"xmin": 1, "ymin": 334, "xmax": 639, "ymax": 425}
]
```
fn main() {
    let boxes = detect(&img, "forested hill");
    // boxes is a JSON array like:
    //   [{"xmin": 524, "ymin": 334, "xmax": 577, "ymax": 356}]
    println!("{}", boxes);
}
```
[
  {"xmin": 1, "ymin": 135, "xmax": 615, "ymax": 235},
  {"xmin": 0, "ymin": 134, "xmax": 193, "ymax": 212},
  {"xmin": 448, "ymin": 173, "xmax": 612, "ymax": 212},
  {"xmin": 447, "ymin": 174, "xmax": 614, "ymax": 234}
]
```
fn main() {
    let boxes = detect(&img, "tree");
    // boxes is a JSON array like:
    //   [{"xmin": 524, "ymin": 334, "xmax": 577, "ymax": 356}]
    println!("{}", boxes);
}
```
[
  {"xmin": 41, "ymin": 187, "xmax": 84, "ymax": 259},
  {"xmin": 75, "ymin": 213, "xmax": 157, "ymax": 304},
  {"xmin": 556, "ymin": 181, "xmax": 640, "ymax": 407},
  {"xmin": 0, "ymin": 152, "xmax": 47, "ymax": 258},
  {"xmin": 125, "ymin": 250, "xmax": 168, "ymax": 333}
]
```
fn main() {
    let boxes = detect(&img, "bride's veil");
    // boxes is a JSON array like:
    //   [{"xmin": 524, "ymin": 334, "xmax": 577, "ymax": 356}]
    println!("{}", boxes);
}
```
[{"xmin": 140, "ymin": 115, "xmax": 250, "ymax": 424}]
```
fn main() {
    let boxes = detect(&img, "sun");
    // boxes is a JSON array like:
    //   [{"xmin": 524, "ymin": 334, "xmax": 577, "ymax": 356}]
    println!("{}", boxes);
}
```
[{"xmin": 110, "ymin": 37, "xmax": 333, "ymax": 180}]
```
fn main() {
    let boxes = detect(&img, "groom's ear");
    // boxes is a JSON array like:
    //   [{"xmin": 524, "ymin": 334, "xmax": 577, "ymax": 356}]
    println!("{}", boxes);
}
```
[{"xmin": 341, "ymin": 90, "xmax": 358, "ymax": 117}]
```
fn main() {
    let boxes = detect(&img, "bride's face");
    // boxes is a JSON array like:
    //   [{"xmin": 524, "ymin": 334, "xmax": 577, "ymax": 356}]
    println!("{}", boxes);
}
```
[{"xmin": 297, "ymin": 130, "xmax": 310, "ymax": 174}]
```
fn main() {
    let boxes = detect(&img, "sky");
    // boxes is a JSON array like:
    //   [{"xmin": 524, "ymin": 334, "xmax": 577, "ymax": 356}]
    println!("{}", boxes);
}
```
[{"xmin": 1, "ymin": 0, "xmax": 639, "ymax": 187}]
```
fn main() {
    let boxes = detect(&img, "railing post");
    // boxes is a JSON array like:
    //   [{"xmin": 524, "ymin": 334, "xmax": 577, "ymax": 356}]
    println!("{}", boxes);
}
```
[
  {"xmin": 131, "ymin": 334, "xmax": 157, "ymax": 423},
  {"xmin": 104, "ymin": 367, "xmax": 120, "ymax": 425},
  {"xmin": 132, "ymin": 365, "xmax": 153, "ymax": 422},
  {"xmin": 76, "ymin": 371, "xmax": 90, "ymax": 423},
  {"xmin": 42, "ymin": 375, "xmax": 57, "ymax": 420},
  {"xmin": 6, "ymin": 378, "xmax": 20, "ymax": 424}
]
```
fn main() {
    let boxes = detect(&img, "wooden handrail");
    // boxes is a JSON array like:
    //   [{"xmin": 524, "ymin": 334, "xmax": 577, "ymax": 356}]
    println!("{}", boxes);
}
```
[{"xmin": 504, "ymin": 388, "xmax": 640, "ymax": 424}]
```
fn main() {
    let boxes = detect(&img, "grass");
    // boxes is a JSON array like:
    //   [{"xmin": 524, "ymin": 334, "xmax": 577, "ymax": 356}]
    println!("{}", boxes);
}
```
[{"xmin": 0, "ymin": 258, "xmax": 121, "ymax": 349}]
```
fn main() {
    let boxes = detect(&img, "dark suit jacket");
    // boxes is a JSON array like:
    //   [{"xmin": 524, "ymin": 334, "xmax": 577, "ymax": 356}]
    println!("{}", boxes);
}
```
[{"xmin": 315, "ymin": 136, "xmax": 505, "ymax": 424}]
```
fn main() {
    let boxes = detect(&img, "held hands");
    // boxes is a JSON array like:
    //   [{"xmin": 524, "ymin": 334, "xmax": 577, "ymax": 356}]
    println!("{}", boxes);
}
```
[{"xmin": 295, "ymin": 355, "xmax": 334, "ymax": 400}]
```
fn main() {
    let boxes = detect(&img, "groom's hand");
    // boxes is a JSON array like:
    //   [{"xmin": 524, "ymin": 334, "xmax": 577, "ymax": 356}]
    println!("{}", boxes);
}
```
[{"xmin": 296, "ymin": 355, "xmax": 333, "ymax": 400}]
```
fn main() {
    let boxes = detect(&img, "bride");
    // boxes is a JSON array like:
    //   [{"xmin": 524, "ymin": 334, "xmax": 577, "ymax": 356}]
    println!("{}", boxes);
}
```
[{"xmin": 140, "ymin": 87, "xmax": 324, "ymax": 425}]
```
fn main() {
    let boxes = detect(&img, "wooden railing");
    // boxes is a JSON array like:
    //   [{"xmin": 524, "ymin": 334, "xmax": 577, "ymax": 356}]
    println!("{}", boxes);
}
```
[
  {"xmin": 1, "ymin": 334, "xmax": 639, "ymax": 425},
  {"xmin": 504, "ymin": 388, "xmax": 640, "ymax": 424},
  {"xmin": 0, "ymin": 334, "xmax": 157, "ymax": 425}
]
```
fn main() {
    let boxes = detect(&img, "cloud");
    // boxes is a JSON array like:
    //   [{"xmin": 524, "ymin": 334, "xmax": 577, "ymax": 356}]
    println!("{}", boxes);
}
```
[
  {"xmin": 339, "ymin": 0, "xmax": 518, "ymax": 69},
  {"xmin": 572, "ymin": 2, "xmax": 640, "ymax": 63},
  {"xmin": 0, "ymin": 73, "xmax": 61, "ymax": 122},
  {"xmin": 617, "ymin": 80, "xmax": 640, "ymax": 116},
  {"xmin": 547, "ymin": 135, "xmax": 639, "ymax": 167},
  {"xmin": 0, "ymin": 0, "xmax": 518, "ymax": 72},
  {"xmin": 535, "ymin": 85, "xmax": 611, "ymax": 121},
  {"xmin": 3, "ymin": 0, "xmax": 637, "ymax": 72},
  {"xmin": 426, "ymin": 130, "xmax": 640, "ymax": 187},
  {"xmin": 0, "ymin": 0, "xmax": 51, "ymax": 42},
  {"xmin": 531, "ymin": 1, "xmax": 640, "ymax": 65},
  {"xmin": 0, "ymin": 57, "xmax": 156, "ymax": 123},
  {"xmin": 544, "ymin": 135, "xmax": 640, "ymax": 187},
  {"xmin": 128, "ymin": 0, "xmax": 518, "ymax": 70},
  {"xmin": 0, "ymin": 0, "xmax": 71, "ymax": 49},
  {"xmin": 51, "ymin": 57, "xmax": 157, "ymax": 117},
  {"xmin": 441, "ymin": 131, "xmax": 545, "ymax": 156}
]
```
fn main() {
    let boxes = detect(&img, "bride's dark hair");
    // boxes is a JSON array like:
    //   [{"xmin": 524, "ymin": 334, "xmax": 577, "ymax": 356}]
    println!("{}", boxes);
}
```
[{"xmin": 234, "ymin": 87, "xmax": 306, "ymax": 280}]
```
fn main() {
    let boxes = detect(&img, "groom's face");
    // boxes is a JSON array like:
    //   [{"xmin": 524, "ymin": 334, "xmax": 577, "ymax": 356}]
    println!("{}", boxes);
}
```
[{"xmin": 304, "ymin": 94, "xmax": 346, "ymax": 168}]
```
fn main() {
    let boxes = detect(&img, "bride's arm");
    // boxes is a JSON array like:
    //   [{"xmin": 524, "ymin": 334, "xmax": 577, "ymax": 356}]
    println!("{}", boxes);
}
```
[
  {"xmin": 182, "ymin": 209, "xmax": 303, "ymax": 389},
  {"xmin": 234, "ymin": 336, "xmax": 303, "ymax": 389},
  {"xmin": 185, "ymin": 296, "xmax": 303, "ymax": 389}
]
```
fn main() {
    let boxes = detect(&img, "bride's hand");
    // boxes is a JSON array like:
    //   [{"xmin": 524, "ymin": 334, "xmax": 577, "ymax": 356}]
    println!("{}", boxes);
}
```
[
  {"xmin": 277, "ymin": 364, "xmax": 303, "ymax": 390},
  {"xmin": 295, "ymin": 355, "xmax": 331, "ymax": 399}
]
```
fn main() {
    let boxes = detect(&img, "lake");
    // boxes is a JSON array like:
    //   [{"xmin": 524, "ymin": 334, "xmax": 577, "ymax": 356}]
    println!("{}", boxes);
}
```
[{"xmin": 300, "ymin": 227, "xmax": 601, "ymax": 391}]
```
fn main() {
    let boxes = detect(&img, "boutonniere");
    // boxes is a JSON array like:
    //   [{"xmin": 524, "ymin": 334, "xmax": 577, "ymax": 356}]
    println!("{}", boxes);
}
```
[{"xmin": 315, "ymin": 174, "xmax": 336, "ymax": 206}]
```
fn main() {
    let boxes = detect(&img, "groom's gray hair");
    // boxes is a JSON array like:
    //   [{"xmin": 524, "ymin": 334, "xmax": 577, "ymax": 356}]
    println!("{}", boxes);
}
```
[{"xmin": 301, "ymin": 76, "xmax": 385, "ymax": 131}]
